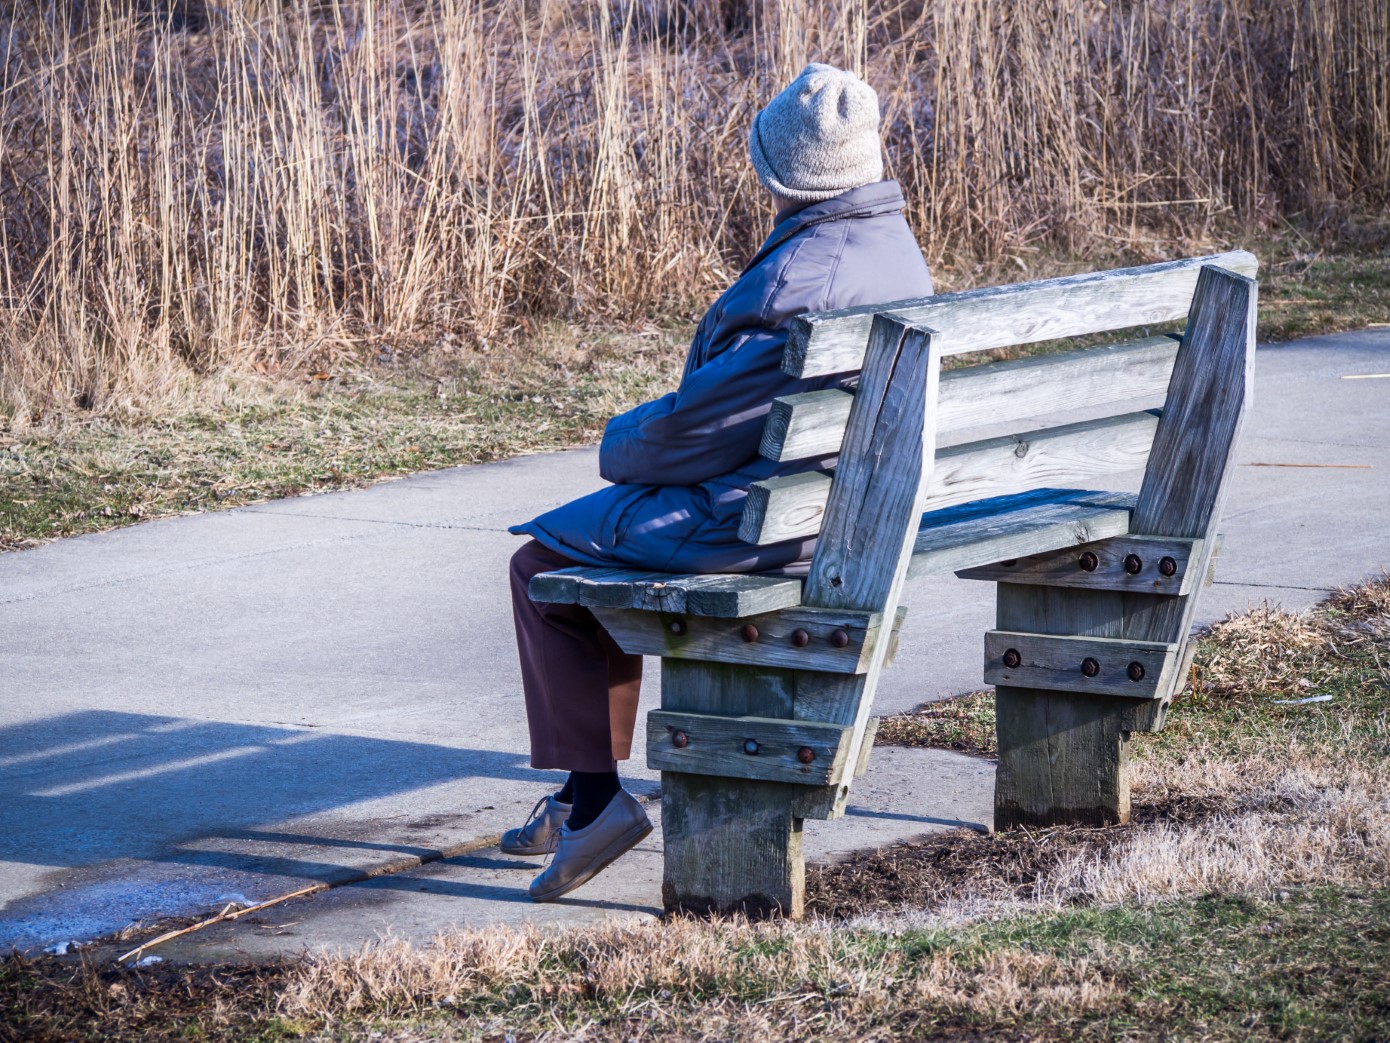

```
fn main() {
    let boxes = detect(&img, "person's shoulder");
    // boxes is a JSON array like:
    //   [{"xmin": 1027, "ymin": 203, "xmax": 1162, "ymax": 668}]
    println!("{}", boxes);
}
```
[{"xmin": 766, "ymin": 213, "xmax": 931, "ymax": 318}]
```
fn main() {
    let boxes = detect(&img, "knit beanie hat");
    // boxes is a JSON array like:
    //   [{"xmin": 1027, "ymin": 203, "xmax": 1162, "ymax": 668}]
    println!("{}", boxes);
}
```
[{"xmin": 749, "ymin": 63, "xmax": 884, "ymax": 203}]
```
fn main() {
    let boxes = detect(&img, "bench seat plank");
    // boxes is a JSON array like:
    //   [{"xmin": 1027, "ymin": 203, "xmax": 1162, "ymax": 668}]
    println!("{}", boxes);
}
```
[
  {"xmin": 910, "ymin": 488, "xmax": 1136, "ymax": 577},
  {"xmin": 533, "ymin": 489, "xmax": 1136, "ymax": 621},
  {"xmin": 761, "ymin": 334, "xmax": 1180, "ymax": 463},
  {"xmin": 529, "ymin": 567, "xmax": 804, "ymax": 618}
]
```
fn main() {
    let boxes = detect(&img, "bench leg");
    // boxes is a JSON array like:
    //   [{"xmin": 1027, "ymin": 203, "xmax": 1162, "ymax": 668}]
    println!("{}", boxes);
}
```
[
  {"xmin": 994, "ymin": 688, "xmax": 1130, "ymax": 828},
  {"xmin": 655, "ymin": 658, "xmax": 805, "ymax": 918},
  {"xmin": 661, "ymin": 772, "xmax": 804, "ymax": 918}
]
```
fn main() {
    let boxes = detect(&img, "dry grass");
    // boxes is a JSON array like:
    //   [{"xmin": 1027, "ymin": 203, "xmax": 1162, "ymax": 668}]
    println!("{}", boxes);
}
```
[
  {"xmin": 1, "ymin": 0, "xmax": 1386, "ymax": 424},
  {"xmin": 875, "ymin": 688, "xmax": 997, "ymax": 756},
  {"xmin": 280, "ymin": 918, "xmax": 1119, "ymax": 1030},
  {"xmin": 0, "ymin": 323, "xmax": 685, "ymax": 549},
  {"xmin": 854, "ymin": 572, "xmax": 1390, "ymax": 919},
  {"xmin": 4, "ymin": 575, "xmax": 1390, "ymax": 1040},
  {"xmin": 267, "ymin": 574, "xmax": 1390, "ymax": 1036}
]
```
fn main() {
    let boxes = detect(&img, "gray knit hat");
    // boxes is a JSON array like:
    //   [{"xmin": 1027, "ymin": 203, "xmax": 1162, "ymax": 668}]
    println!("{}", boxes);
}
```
[{"xmin": 749, "ymin": 63, "xmax": 884, "ymax": 202}]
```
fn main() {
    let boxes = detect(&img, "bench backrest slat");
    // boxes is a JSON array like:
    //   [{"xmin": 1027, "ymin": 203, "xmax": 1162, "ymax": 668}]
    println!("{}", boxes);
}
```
[
  {"xmin": 760, "ymin": 334, "xmax": 1180, "ymax": 463},
  {"xmin": 741, "ymin": 410, "xmax": 1159, "ymax": 546},
  {"xmin": 784, "ymin": 250, "xmax": 1257, "ymax": 378}
]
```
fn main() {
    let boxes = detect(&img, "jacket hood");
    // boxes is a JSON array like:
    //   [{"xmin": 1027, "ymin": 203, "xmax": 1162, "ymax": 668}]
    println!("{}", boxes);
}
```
[{"xmin": 748, "ymin": 180, "xmax": 908, "ymax": 271}]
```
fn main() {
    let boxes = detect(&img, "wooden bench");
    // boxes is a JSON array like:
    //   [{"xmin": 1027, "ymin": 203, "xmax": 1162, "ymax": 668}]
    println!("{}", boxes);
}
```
[{"xmin": 530, "ymin": 251, "xmax": 1258, "ymax": 917}]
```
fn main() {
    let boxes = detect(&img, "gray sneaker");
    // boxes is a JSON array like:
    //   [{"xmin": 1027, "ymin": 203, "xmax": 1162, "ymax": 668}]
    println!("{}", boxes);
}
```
[
  {"xmin": 528, "ymin": 789, "xmax": 653, "ymax": 903},
  {"xmin": 500, "ymin": 794, "xmax": 571, "ymax": 856}
]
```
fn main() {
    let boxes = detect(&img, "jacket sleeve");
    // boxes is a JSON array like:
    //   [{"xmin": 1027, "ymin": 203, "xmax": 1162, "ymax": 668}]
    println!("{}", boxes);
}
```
[{"xmin": 598, "ymin": 326, "xmax": 800, "ymax": 487}]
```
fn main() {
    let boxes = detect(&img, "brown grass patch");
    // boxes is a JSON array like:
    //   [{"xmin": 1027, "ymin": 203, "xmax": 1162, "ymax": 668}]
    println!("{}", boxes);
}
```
[
  {"xmin": 850, "ymin": 572, "xmax": 1390, "ymax": 922},
  {"xmin": 277, "ymin": 916, "xmax": 1119, "ymax": 1033},
  {"xmin": 874, "ymin": 689, "xmax": 997, "ymax": 758}
]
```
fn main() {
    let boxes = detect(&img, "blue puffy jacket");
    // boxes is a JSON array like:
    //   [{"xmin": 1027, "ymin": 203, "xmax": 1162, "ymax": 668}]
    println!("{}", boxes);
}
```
[{"xmin": 509, "ymin": 180, "xmax": 934, "ymax": 573}]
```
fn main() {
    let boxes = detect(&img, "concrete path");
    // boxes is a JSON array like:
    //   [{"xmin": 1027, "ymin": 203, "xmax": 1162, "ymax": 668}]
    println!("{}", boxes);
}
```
[{"xmin": 1, "ymin": 328, "xmax": 1386, "ymax": 959}]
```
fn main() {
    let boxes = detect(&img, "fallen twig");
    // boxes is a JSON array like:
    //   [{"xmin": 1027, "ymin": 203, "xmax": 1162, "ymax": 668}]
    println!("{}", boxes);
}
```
[{"xmin": 116, "ymin": 885, "xmax": 324, "ymax": 964}]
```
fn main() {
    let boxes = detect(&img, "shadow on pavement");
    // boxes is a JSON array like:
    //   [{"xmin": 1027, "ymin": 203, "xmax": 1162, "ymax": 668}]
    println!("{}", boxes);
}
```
[{"xmin": 0, "ymin": 710, "xmax": 539, "ymax": 874}]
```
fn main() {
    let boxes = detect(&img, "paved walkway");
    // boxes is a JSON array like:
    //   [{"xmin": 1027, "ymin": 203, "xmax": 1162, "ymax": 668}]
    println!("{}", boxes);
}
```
[{"xmin": 1, "ymin": 328, "xmax": 1386, "ymax": 960}]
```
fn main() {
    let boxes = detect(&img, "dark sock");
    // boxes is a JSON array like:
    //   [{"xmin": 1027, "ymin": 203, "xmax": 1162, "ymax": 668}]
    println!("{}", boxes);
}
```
[
  {"xmin": 556, "ymin": 775, "xmax": 574, "ymax": 805},
  {"xmin": 566, "ymin": 771, "xmax": 620, "ymax": 831}
]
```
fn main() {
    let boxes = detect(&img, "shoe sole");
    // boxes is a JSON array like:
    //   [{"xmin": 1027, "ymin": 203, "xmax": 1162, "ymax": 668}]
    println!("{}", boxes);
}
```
[
  {"xmin": 499, "ymin": 840, "xmax": 556, "ymax": 857},
  {"xmin": 528, "ymin": 820, "xmax": 654, "ymax": 903}
]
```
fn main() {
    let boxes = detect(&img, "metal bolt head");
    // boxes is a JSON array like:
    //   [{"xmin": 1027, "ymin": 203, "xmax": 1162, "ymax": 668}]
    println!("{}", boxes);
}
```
[
  {"xmin": 741, "ymin": 623, "xmax": 760, "ymax": 643},
  {"xmin": 1159, "ymin": 556, "xmax": 1178, "ymax": 577},
  {"xmin": 668, "ymin": 619, "xmax": 687, "ymax": 636},
  {"xmin": 1081, "ymin": 656, "xmax": 1101, "ymax": 677},
  {"xmin": 791, "ymin": 629, "xmax": 810, "ymax": 647},
  {"xmin": 743, "ymin": 739, "xmax": 760, "ymax": 756},
  {"xmin": 797, "ymin": 746, "xmax": 815, "ymax": 764},
  {"xmin": 1002, "ymin": 648, "xmax": 1022, "ymax": 669},
  {"xmin": 831, "ymin": 628, "xmax": 850, "ymax": 648},
  {"xmin": 1124, "ymin": 553, "xmax": 1144, "ymax": 575},
  {"xmin": 1078, "ymin": 551, "xmax": 1099, "ymax": 572},
  {"xmin": 1127, "ymin": 661, "xmax": 1146, "ymax": 681},
  {"xmin": 672, "ymin": 730, "xmax": 688, "ymax": 749}
]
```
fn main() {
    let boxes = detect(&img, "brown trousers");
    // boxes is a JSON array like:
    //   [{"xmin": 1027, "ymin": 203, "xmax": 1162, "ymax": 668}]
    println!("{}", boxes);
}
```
[{"xmin": 509, "ymin": 540, "xmax": 644, "ymax": 773}]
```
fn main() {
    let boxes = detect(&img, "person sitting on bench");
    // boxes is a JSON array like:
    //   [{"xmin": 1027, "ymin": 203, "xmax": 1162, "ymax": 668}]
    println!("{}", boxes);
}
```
[{"xmin": 503, "ymin": 63, "xmax": 934, "ymax": 902}]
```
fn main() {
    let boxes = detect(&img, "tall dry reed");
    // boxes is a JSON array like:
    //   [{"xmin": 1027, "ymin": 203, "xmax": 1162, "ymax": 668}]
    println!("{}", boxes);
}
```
[{"xmin": 0, "ymin": 0, "xmax": 1385, "ymax": 422}]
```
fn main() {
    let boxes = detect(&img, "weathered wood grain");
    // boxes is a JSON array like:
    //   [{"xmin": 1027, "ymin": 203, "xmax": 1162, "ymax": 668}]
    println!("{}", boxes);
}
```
[
  {"xmin": 646, "ymin": 711, "xmax": 853, "ymax": 785},
  {"xmin": 993, "ymin": 688, "xmax": 1131, "ymax": 829},
  {"xmin": 992, "ymin": 581, "xmax": 1135, "ymax": 827},
  {"xmin": 1122, "ymin": 264, "xmax": 1257, "ymax": 730},
  {"xmin": 682, "ymin": 575, "xmax": 805, "ymax": 617},
  {"xmin": 658, "ymin": 659, "xmax": 804, "ymax": 917},
  {"xmin": 855, "ymin": 717, "xmax": 880, "ymax": 777},
  {"xmin": 739, "ymin": 471, "xmax": 833, "ymax": 544},
  {"xmin": 530, "ymin": 567, "xmax": 804, "ymax": 618},
  {"xmin": 593, "ymin": 605, "xmax": 885, "ymax": 674},
  {"xmin": 792, "ymin": 315, "xmax": 942, "ymax": 821},
  {"xmin": 983, "ymin": 629, "xmax": 1177, "ymax": 698},
  {"xmin": 956, "ymin": 535, "xmax": 1202, "ymax": 594},
  {"xmin": 742, "ymin": 411, "xmax": 1158, "ymax": 546},
  {"xmin": 923, "ymin": 410, "xmax": 1160, "ymax": 512},
  {"xmin": 660, "ymin": 772, "xmax": 805, "ymax": 917},
  {"xmin": 911, "ymin": 489, "xmax": 1136, "ymax": 577},
  {"xmin": 760, "ymin": 335, "xmax": 1180, "ymax": 463},
  {"xmin": 991, "ymin": 263, "xmax": 1257, "ymax": 827},
  {"xmin": 785, "ymin": 251, "xmax": 1257, "ymax": 377},
  {"xmin": 760, "ymin": 388, "xmax": 853, "ymax": 462},
  {"xmin": 738, "ymin": 471, "xmax": 833, "ymax": 544},
  {"xmin": 1132, "ymin": 267, "xmax": 1256, "ymax": 540}
]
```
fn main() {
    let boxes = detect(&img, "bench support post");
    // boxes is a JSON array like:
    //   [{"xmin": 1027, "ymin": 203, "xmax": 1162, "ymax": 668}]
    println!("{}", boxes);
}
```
[
  {"xmin": 660, "ymin": 772, "xmax": 804, "ymax": 917},
  {"xmin": 656, "ymin": 659, "xmax": 805, "ymax": 916},
  {"xmin": 993, "ymin": 264, "xmax": 1256, "ymax": 828},
  {"xmin": 657, "ymin": 316, "xmax": 940, "ymax": 914}
]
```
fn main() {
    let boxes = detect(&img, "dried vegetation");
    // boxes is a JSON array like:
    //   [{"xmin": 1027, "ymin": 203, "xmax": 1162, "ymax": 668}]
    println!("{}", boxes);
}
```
[
  {"xmin": 1, "ymin": 0, "xmax": 1387, "ymax": 424},
  {"xmin": 286, "ymin": 574, "xmax": 1390, "ymax": 1036},
  {"xmin": 3, "ymin": 574, "xmax": 1389, "ymax": 1041}
]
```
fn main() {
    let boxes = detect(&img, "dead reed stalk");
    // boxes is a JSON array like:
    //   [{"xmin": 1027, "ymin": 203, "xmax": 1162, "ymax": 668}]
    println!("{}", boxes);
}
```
[{"xmin": 1, "ymin": 0, "xmax": 1385, "ymax": 423}]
